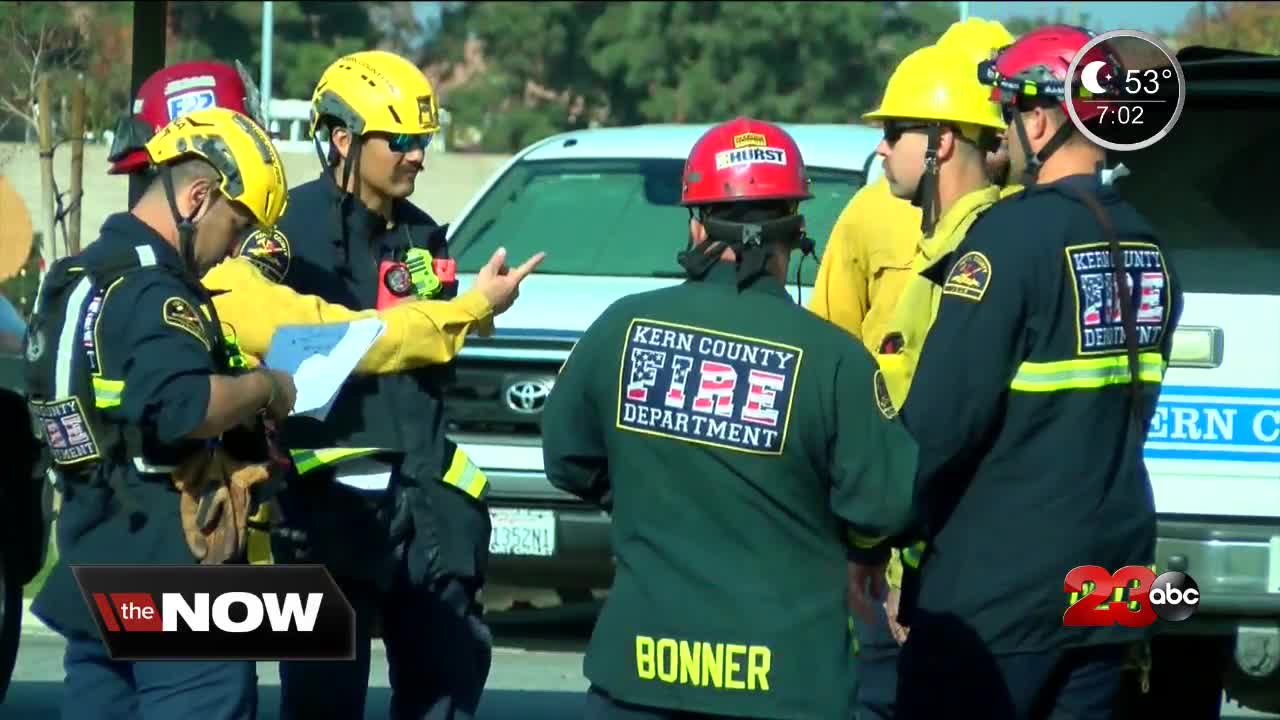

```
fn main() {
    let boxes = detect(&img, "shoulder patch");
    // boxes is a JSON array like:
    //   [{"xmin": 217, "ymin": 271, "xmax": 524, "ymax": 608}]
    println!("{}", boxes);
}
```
[
  {"xmin": 941, "ymin": 251, "xmax": 991, "ymax": 302},
  {"xmin": 1065, "ymin": 242, "xmax": 1171, "ymax": 356},
  {"xmin": 238, "ymin": 228, "xmax": 291, "ymax": 283},
  {"xmin": 30, "ymin": 398, "xmax": 101, "ymax": 465},
  {"xmin": 162, "ymin": 297, "xmax": 210, "ymax": 349},
  {"xmin": 873, "ymin": 370, "xmax": 897, "ymax": 420},
  {"xmin": 616, "ymin": 319, "xmax": 802, "ymax": 456}
]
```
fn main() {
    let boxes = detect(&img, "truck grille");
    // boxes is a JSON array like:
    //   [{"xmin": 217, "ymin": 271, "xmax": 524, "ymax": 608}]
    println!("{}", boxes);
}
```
[{"xmin": 443, "ymin": 331, "xmax": 577, "ymax": 437}]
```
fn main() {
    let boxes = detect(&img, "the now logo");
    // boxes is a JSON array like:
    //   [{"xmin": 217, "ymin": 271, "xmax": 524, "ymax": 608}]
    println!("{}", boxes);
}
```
[
  {"xmin": 74, "ymin": 565, "xmax": 355, "ymax": 661},
  {"xmin": 92, "ymin": 591, "xmax": 324, "ymax": 633}
]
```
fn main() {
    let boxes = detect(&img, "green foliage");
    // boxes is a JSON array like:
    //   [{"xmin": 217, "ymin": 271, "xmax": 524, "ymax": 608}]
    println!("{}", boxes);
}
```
[
  {"xmin": 0, "ymin": 2, "xmax": 134, "ymax": 137},
  {"xmin": 168, "ymin": 1, "xmax": 404, "ymax": 100},
  {"xmin": 427, "ymin": 1, "xmax": 959, "ymax": 152}
]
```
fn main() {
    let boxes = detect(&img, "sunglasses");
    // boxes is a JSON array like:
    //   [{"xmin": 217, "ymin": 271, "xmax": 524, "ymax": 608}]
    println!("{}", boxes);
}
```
[
  {"xmin": 882, "ymin": 122, "xmax": 933, "ymax": 147},
  {"xmin": 387, "ymin": 133, "xmax": 434, "ymax": 153}
]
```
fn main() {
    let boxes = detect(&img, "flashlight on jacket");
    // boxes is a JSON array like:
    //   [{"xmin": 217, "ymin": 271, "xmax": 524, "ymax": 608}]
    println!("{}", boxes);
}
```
[
  {"xmin": 377, "ymin": 260, "xmax": 415, "ymax": 310},
  {"xmin": 405, "ymin": 248, "xmax": 443, "ymax": 299}
]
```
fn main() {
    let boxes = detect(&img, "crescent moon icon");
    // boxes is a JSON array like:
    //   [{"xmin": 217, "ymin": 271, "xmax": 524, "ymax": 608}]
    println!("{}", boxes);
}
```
[{"xmin": 1080, "ymin": 61, "xmax": 1109, "ymax": 96}]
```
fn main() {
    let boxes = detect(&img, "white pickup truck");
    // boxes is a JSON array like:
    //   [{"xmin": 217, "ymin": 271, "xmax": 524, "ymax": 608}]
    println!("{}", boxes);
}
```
[{"xmin": 444, "ymin": 46, "xmax": 1280, "ymax": 715}]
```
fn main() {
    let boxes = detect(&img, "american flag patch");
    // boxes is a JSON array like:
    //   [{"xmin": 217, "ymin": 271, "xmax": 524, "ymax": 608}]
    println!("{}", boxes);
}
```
[
  {"xmin": 616, "ymin": 319, "xmax": 802, "ymax": 455},
  {"xmin": 1065, "ymin": 242, "xmax": 1170, "ymax": 355}
]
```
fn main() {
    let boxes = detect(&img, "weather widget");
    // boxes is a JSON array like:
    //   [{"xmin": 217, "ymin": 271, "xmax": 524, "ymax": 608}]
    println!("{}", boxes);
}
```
[{"xmin": 1065, "ymin": 29, "xmax": 1186, "ymax": 152}]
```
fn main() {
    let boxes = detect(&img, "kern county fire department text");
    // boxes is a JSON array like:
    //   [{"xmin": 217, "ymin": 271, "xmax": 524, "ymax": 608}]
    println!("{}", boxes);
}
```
[
  {"xmin": 1067, "ymin": 245, "xmax": 1168, "ymax": 352},
  {"xmin": 619, "ymin": 320, "xmax": 801, "ymax": 456}
]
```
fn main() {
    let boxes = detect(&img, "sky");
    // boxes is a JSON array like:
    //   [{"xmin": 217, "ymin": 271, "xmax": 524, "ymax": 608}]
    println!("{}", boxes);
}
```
[
  {"xmin": 962, "ymin": 2, "xmax": 1200, "ymax": 35},
  {"xmin": 410, "ymin": 2, "xmax": 1203, "ymax": 36}
]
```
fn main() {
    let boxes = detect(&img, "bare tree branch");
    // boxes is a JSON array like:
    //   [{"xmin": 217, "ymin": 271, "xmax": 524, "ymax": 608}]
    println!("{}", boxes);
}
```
[{"xmin": 0, "ymin": 96, "xmax": 34, "ymax": 128}]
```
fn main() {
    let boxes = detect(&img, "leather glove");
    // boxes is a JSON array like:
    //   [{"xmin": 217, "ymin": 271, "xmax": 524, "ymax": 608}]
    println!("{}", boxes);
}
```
[{"xmin": 173, "ymin": 447, "xmax": 279, "ymax": 565}]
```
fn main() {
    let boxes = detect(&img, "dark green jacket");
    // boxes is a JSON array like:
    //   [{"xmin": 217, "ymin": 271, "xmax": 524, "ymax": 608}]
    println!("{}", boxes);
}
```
[{"xmin": 542, "ymin": 263, "xmax": 917, "ymax": 720}]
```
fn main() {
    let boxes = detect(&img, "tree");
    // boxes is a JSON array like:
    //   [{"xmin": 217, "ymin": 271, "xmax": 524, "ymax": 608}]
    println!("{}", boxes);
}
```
[
  {"xmin": 167, "ymin": 1, "xmax": 404, "ymax": 101},
  {"xmin": 424, "ymin": 1, "xmax": 610, "ymax": 153},
  {"xmin": 0, "ymin": 2, "xmax": 89, "ymax": 138},
  {"xmin": 1175, "ymin": 1, "xmax": 1280, "ymax": 55},
  {"xmin": 586, "ymin": 2, "xmax": 955, "ymax": 126},
  {"xmin": 425, "ymin": 1, "xmax": 958, "ymax": 153},
  {"xmin": 0, "ymin": 2, "xmax": 135, "ymax": 141}
]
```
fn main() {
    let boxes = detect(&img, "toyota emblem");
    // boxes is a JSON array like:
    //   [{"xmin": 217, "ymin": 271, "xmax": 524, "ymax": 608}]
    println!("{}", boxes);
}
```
[{"xmin": 505, "ymin": 379, "xmax": 553, "ymax": 414}]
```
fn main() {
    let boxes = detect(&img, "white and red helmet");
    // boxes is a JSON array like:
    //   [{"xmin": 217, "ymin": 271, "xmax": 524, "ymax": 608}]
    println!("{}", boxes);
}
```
[{"xmin": 107, "ymin": 60, "xmax": 264, "ymax": 175}]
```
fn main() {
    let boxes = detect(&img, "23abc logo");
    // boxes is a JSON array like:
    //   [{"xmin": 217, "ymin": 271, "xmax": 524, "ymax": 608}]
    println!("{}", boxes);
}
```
[{"xmin": 1063, "ymin": 565, "xmax": 1200, "ymax": 627}]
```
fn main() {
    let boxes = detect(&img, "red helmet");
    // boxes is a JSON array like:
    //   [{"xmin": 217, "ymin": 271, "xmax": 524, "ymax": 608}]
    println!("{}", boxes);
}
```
[
  {"xmin": 680, "ymin": 117, "xmax": 813, "ymax": 206},
  {"xmin": 980, "ymin": 25, "xmax": 1123, "ymax": 122},
  {"xmin": 108, "ymin": 60, "xmax": 264, "ymax": 175}
]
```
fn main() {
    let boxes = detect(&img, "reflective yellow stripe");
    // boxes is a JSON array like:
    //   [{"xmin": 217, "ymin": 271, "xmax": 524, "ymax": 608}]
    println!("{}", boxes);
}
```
[
  {"xmin": 290, "ymin": 447, "xmax": 489, "ymax": 500},
  {"xmin": 887, "ymin": 550, "xmax": 904, "ymax": 588},
  {"xmin": 246, "ymin": 503, "xmax": 274, "ymax": 565},
  {"xmin": 846, "ymin": 529, "xmax": 885, "ymax": 550},
  {"xmin": 442, "ymin": 448, "xmax": 488, "ymax": 500},
  {"xmin": 1010, "ymin": 352, "xmax": 1164, "ymax": 393},
  {"xmin": 901, "ymin": 541, "xmax": 926, "ymax": 569},
  {"xmin": 848, "ymin": 616, "xmax": 859, "ymax": 656},
  {"xmin": 288, "ymin": 447, "xmax": 383, "ymax": 475},
  {"xmin": 223, "ymin": 328, "xmax": 249, "ymax": 369},
  {"xmin": 92, "ymin": 376, "xmax": 124, "ymax": 409}
]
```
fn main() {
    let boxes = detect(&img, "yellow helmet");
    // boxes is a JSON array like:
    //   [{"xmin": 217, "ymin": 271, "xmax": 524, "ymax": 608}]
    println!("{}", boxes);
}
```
[
  {"xmin": 144, "ymin": 106, "xmax": 288, "ymax": 229},
  {"xmin": 935, "ymin": 17, "xmax": 1015, "ymax": 66},
  {"xmin": 863, "ymin": 43, "xmax": 1007, "ymax": 131},
  {"xmin": 309, "ymin": 50, "xmax": 440, "ymax": 139}
]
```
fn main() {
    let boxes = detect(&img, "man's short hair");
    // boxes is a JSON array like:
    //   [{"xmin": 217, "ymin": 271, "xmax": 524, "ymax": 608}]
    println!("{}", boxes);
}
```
[
  {"xmin": 145, "ymin": 157, "xmax": 221, "ymax": 197},
  {"xmin": 1046, "ymin": 106, "xmax": 1092, "ymax": 148}
]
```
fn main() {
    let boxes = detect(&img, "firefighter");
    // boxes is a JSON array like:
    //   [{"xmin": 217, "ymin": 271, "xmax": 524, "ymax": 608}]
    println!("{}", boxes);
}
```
[
  {"xmin": 809, "ymin": 17, "xmax": 1015, "ymax": 352},
  {"xmin": 24, "ymin": 107, "xmax": 293, "ymax": 719},
  {"xmin": 832, "ymin": 18, "xmax": 1016, "ymax": 720},
  {"xmin": 541, "ymin": 116, "xmax": 918, "ymax": 720},
  {"xmin": 240, "ymin": 50, "xmax": 542, "ymax": 720},
  {"xmin": 106, "ymin": 60, "xmax": 519, "ymax": 378},
  {"xmin": 885, "ymin": 26, "xmax": 1184, "ymax": 719}
]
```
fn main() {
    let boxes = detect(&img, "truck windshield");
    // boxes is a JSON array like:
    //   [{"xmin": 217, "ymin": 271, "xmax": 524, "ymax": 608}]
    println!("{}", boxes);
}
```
[
  {"xmin": 448, "ymin": 157, "xmax": 864, "ymax": 285},
  {"xmin": 1115, "ymin": 97, "xmax": 1280, "ymax": 295}
]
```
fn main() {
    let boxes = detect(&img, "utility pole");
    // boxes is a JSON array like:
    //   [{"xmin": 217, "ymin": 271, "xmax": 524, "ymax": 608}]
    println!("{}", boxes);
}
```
[
  {"xmin": 128, "ymin": 0, "xmax": 169, "ymax": 208},
  {"xmin": 261, "ymin": 1, "xmax": 274, "ymax": 130}
]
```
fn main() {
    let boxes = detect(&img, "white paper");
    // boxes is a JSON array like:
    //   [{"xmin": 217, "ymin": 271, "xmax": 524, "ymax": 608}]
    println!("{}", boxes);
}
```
[
  {"xmin": 263, "ymin": 318, "xmax": 386, "ymax": 421},
  {"xmin": 332, "ymin": 457, "xmax": 393, "ymax": 492}
]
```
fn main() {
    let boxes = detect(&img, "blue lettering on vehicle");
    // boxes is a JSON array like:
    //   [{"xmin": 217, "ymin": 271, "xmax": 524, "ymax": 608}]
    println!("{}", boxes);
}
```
[{"xmin": 1145, "ymin": 385, "xmax": 1280, "ymax": 463}]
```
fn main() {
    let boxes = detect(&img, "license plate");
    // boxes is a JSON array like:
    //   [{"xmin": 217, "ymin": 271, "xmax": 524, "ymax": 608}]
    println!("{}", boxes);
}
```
[{"xmin": 489, "ymin": 508, "xmax": 556, "ymax": 557}]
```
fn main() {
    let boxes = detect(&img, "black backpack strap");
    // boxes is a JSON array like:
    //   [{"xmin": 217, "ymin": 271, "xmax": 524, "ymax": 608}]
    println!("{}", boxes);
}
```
[{"xmin": 25, "ymin": 244, "xmax": 167, "ymax": 477}]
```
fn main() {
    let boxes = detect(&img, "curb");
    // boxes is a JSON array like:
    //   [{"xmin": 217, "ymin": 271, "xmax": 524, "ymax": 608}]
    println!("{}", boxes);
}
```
[{"xmin": 21, "ymin": 597, "xmax": 58, "ymax": 637}]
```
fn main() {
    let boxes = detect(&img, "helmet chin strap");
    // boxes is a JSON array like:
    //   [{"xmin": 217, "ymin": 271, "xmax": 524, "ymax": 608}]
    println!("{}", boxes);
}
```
[
  {"xmin": 910, "ymin": 127, "xmax": 942, "ymax": 236},
  {"xmin": 159, "ymin": 164, "xmax": 203, "ymax": 277},
  {"xmin": 314, "ymin": 131, "xmax": 365, "ymax": 274},
  {"xmin": 1011, "ymin": 108, "xmax": 1077, "ymax": 186}
]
